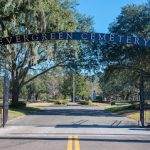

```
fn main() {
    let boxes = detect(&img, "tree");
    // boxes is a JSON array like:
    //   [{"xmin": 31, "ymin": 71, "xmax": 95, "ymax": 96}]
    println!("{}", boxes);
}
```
[
  {"xmin": 0, "ymin": 0, "xmax": 99, "ymax": 106},
  {"xmin": 98, "ymin": 1, "xmax": 150, "ymax": 99},
  {"xmin": 60, "ymin": 72, "xmax": 89, "ymax": 99},
  {"xmin": 0, "ymin": 0, "xmax": 79, "ymax": 105},
  {"xmin": 106, "ymin": 3, "xmax": 150, "ymax": 72},
  {"xmin": 99, "ymin": 68, "xmax": 139, "ymax": 101},
  {"xmin": 26, "ymin": 78, "xmax": 45, "ymax": 101}
]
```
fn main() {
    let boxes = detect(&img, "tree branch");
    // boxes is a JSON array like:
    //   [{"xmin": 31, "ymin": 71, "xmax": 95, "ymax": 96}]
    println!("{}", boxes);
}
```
[{"xmin": 23, "ymin": 60, "xmax": 67, "ymax": 85}]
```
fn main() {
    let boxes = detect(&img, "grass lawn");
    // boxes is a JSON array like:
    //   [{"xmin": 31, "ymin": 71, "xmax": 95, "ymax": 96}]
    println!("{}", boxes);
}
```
[
  {"xmin": 27, "ymin": 102, "xmax": 54, "ymax": 108},
  {"xmin": 9, "ymin": 109, "xmax": 26, "ymax": 119},
  {"xmin": 8, "ymin": 106, "xmax": 41, "ymax": 120},
  {"xmin": 105, "ymin": 103, "xmax": 150, "ymax": 122},
  {"xmin": 5, "ymin": 102, "xmax": 110, "ymax": 120},
  {"xmin": 105, "ymin": 105, "xmax": 132, "ymax": 113},
  {"xmin": 0, "ymin": 99, "xmax": 2, "ymax": 107},
  {"xmin": 127, "ymin": 110, "xmax": 150, "ymax": 121},
  {"xmin": 0, "ymin": 102, "xmax": 52, "ymax": 121},
  {"xmin": 92, "ymin": 102, "xmax": 111, "ymax": 107},
  {"xmin": 8, "ymin": 102, "xmax": 56, "ymax": 120},
  {"xmin": 0, "ymin": 108, "xmax": 2, "ymax": 120},
  {"xmin": 1, "ymin": 101, "xmax": 69, "ymax": 121}
]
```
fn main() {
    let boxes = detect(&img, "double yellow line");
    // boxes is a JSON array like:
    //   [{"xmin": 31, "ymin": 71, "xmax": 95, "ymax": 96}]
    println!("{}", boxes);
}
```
[{"xmin": 67, "ymin": 136, "xmax": 80, "ymax": 150}]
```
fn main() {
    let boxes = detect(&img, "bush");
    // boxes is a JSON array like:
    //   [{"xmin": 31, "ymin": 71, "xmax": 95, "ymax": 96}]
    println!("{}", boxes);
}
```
[
  {"xmin": 128, "ymin": 103, "xmax": 139, "ymax": 110},
  {"xmin": 106, "ymin": 103, "xmax": 140, "ymax": 112},
  {"xmin": 79, "ymin": 100, "xmax": 92, "ymax": 105},
  {"xmin": 96, "ymin": 96, "xmax": 103, "ymax": 101},
  {"xmin": 9, "ymin": 101, "xmax": 26, "ymax": 108},
  {"xmin": 106, "ymin": 105, "xmax": 127, "ymax": 112},
  {"xmin": 54, "ymin": 100, "xmax": 68, "ymax": 105}
]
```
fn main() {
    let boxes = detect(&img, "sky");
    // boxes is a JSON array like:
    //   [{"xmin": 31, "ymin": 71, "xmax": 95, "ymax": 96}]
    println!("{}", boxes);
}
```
[{"xmin": 77, "ymin": 0, "xmax": 148, "ymax": 33}]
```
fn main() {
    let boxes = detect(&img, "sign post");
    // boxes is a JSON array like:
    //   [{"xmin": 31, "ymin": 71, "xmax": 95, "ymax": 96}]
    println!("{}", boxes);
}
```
[
  {"xmin": 2, "ymin": 62, "xmax": 9, "ymax": 127},
  {"xmin": 139, "ymin": 70, "xmax": 145, "ymax": 127}
]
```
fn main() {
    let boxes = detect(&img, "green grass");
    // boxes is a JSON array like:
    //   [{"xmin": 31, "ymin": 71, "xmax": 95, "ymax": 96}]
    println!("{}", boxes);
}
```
[
  {"xmin": 106, "ymin": 102, "xmax": 150, "ymax": 113},
  {"xmin": 0, "ymin": 101, "xmax": 44, "ymax": 120},
  {"xmin": 127, "ymin": 110, "xmax": 150, "ymax": 121},
  {"xmin": 105, "ymin": 103, "xmax": 141, "ymax": 113},
  {"xmin": 106, "ymin": 105, "xmax": 131, "ymax": 112},
  {"xmin": 9, "ymin": 106, "xmax": 41, "ymax": 119},
  {"xmin": 92, "ymin": 102, "xmax": 110, "ymax": 107},
  {"xmin": 105, "ymin": 103, "xmax": 150, "ymax": 121},
  {"xmin": 0, "ymin": 99, "xmax": 2, "ymax": 106},
  {"xmin": 27, "ymin": 102, "xmax": 54, "ymax": 107},
  {"xmin": 0, "ymin": 108, "xmax": 2, "ymax": 117}
]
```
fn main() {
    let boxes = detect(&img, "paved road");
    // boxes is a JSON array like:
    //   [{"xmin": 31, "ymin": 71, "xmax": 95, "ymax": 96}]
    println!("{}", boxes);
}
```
[{"xmin": 0, "ymin": 105, "xmax": 150, "ymax": 150}]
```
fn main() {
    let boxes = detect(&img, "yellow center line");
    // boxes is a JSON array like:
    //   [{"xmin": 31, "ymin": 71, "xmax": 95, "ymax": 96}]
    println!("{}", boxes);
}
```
[
  {"xmin": 67, "ymin": 136, "xmax": 72, "ymax": 150},
  {"xmin": 74, "ymin": 136, "xmax": 80, "ymax": 150}
]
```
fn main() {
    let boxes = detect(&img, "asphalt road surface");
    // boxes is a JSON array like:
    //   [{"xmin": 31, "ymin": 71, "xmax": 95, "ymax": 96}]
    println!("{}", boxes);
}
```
[{"xmin": 0, "ymin": 105, "xmax": 150, "ymax": 150}]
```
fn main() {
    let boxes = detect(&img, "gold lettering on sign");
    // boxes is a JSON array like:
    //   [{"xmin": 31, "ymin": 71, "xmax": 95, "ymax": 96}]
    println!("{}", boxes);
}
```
[
  {"xmin": 16, "ymin": 35, "xmax": 21, "ymax": 43},
  {"xmin": 143, "ymin": 38, "xmax": 150, "ymax": 46},
  {"xmin": 59, "ymin": 33, "xmax": 63, "ymax": 40},
  {"xmin": 91, "ymin": 33, "xmax": 95, "ymax": 40},
  {"xmin": 67, "ymin": 33, "xmax": 73, "ymax": 39},
  {"xmin": 42, "ymin": 33, "xmax": 48, "ymax": 41},
  {"xmin": 126, "ymin": 36, "xmax": 132, "ymax": 44},
  {"xmin": 81, "ymin": 33, "xmax": 88, "ymax": 40},
  {"xmin": 51, "ymin": 33, "xmax": 56, "ymax": 40},
  {"xmin": 23, "ymin": 35, "xmax": 30, "ymax": 42},
  {"xmin": 32, "ymin": 34, "xmax": 39, "ymax": 41},
  {"xmin": 99, "ymin": 34, "xmax": 106, "ymax": 40},
  {"xmin": 6, "ymin": 37, "xmax": 12, "ymax": 44}
]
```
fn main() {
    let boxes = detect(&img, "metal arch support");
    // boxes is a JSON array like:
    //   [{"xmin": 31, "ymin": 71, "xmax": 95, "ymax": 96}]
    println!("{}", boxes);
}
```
[{"xmin": 139, "ymin": 70, "xmax": 145, "ymax": 127}]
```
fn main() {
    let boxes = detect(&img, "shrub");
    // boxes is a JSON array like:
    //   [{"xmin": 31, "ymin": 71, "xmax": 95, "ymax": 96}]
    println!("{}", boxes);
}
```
[
  {"xmin": 96, "ymin": 96, "xmax": 103, "ymax": 101},
  {"xmin": 128, "ymin": 103, "xmax": 139, "ymax": 110},
  {"xmin": 9, "ymin": 101, "xmax": 26, "ymax": 108},
  {"xmin": 79, "ymin": 100, "xmax": 92, "ymax": 105},
  {"xmin": 54, "ymin": 100, "xmax": 68, "ymax": 105},
  {"xmin": 106, "ymin": 103, "xmax": 140, "ymax": 112}
]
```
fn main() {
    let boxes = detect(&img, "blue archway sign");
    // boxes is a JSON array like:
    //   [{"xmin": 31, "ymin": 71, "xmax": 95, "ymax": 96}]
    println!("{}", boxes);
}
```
[{"xmin": 0, "ymin": 32, "xmax": 150, "ymax": 47}]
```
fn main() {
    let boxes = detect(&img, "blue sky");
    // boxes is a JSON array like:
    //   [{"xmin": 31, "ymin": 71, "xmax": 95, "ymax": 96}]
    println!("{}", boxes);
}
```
[{"xmin": 77, "ymin": 0, "xmax": 147, "ymax": 33}]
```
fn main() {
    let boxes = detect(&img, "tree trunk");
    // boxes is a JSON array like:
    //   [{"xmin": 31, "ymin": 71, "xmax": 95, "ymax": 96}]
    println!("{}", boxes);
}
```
[
  {"xmin": 35, "ymin": 93, "xmax": 38, "ymax": 101},
  {"xmin": 11, "ymin": 81, "xmax": 20, "ymax": 105}
]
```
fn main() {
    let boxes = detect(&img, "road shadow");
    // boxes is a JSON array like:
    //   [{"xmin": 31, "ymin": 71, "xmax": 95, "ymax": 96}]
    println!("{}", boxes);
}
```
[
  {"xmin": 129, "ymin": 128, "xmax": 150, "ymax": 131},
  {"xmin": 55, "ymin": 124, "xmax": 137, "ymax": 128},
  {"xmin": 0, "ymin": 136, "xmax": 150, "ymax": 143},
  {"xmin": 5, "ymin": 107, "xmax": 139, "ymax": 128},
  {"xmin": 29, "ymin": 108, "xmax": 121, "ymax": 117},
  {"xmin": 5, "ymin": 123, "xmax": 138, "ymax": 128}
]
